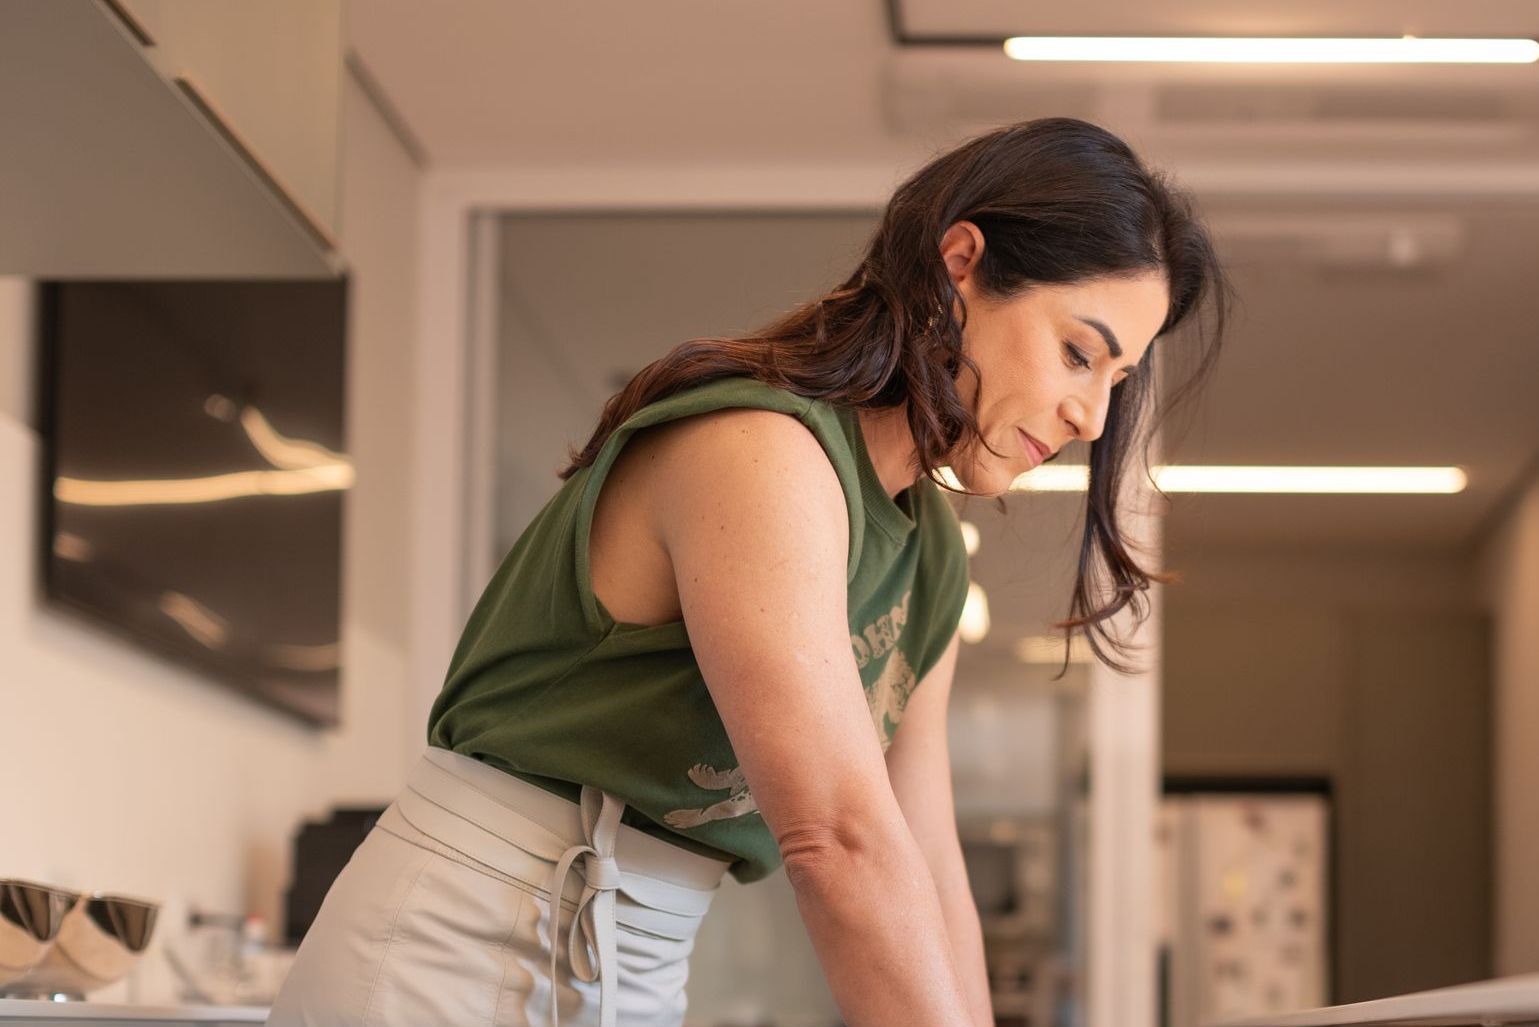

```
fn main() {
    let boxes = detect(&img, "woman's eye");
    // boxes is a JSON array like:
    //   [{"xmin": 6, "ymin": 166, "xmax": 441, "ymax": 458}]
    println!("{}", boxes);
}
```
[{"xmin": 1064, "ymin": 343, "xmax": 1091, "ymax": 370}]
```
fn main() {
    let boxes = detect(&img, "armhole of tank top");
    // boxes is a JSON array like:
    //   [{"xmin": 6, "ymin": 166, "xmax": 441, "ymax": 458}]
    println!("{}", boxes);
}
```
[
  {"xmin": 911, "ymin": 478, "xmax": 970, "ymax": 684},
  {"xmin": 572, "ymin": 417, "xmax": 661, "ymax": 638}
]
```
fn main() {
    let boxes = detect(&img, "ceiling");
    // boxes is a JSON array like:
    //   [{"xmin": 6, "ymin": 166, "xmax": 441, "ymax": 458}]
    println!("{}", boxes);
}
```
[
  {"xmin": 345, "ymin": 0, "xmax": 1539, "ymax": 167},
  {"xmin": 347, "ymin": 1, "xmax": 1539, "ymax": 584}
]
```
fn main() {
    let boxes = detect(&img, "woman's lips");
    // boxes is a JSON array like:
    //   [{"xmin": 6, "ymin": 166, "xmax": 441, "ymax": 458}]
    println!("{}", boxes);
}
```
[{"xmin": 1018, "ymin": 427, "xmax": 1045, "ymax": 468}]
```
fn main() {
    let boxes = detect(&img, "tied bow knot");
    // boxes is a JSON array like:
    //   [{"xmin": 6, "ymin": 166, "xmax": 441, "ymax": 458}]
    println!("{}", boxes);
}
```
[
  {"xmin": 581, "ymin": 853, "xmax": 621, "ymax": 891},
  {"xmin": 546, "ymin": 787, "xmax": 626, "ymax": 1027}
]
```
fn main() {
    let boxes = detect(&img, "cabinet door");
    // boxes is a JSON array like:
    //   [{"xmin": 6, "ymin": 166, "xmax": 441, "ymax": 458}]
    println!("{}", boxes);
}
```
[
  {"xmin": 113, "ymin": 0, "xmax": 344, "ymax": 239},
  {"xmin": 0, "ymin": 0, "xmax": 341, "ymax": 278}
]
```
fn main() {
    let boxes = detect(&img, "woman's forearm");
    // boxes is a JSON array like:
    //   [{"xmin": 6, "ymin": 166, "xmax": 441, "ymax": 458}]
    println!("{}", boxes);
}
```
[
  {"xmin": 936, "ymin": 866, "xmax": 994, "ymax": 1026},
  {"xmin": 784, "ymin": 828, "xmax": 977, "ymax": 1026}
]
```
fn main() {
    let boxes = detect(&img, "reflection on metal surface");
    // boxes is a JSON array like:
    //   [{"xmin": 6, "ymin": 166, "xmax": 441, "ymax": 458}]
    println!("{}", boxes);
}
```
[
  {"xmin": 236, "ymin": 403, "xmax": 348, "ymax": 472},
  {"xmin": 51, "ymin": 531, "xmax": 93, "ymax": 562},
  {"xmin": 157, "ymin": 590, "xmax": 340, "ymax": 671},
  {"xmin": 159, "ymin": 589, "xmax": 232, "ymax": 649},
  {"xmin": 0, "ymin": 890, "xmax": 159, "ymax": 1001},
  {"xmin": 0, "ymin": 880, "xmax": 78, "ymax": 990},
  {"xmin": 54, "ymin": 402, "xmax": 354, "ymax": 508},
  {"xmin": 259, "ymin": 640, "xmax": 341, "ymax": 673},
  {"xmin": 54, "ymin": 462, "xmax": 350, "ymax": 505}
]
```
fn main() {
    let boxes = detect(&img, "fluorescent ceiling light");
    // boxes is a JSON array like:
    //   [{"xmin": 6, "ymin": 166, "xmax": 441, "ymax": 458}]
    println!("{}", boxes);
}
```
[
  {"xmin": 1002, "ymin": 36, "xmax": 1539, "ymax": 64},
  {"xmin": 936, "ymin": 465, "xmax": 1468, "ymax": 494},
  {"xmin": 1150, "ymin": 465, "xmax": 1468, "ymax": 494}
]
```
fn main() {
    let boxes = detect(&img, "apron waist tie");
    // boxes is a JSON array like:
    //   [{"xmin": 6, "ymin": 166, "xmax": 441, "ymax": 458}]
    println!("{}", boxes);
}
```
[{"xmin": 546, "ymin": 784, "xmax": 625, "ymax": 1027}]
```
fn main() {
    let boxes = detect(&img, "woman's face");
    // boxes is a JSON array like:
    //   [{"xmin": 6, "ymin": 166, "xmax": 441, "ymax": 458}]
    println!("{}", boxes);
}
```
[{"xmin": 940, "ymin": 220, "xmax": 1171, "ymax": 497}]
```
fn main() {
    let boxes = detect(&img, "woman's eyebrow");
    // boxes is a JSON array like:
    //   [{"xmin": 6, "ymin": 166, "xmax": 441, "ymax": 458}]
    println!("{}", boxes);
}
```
[
  {"xmin": 1074, "ymin": 315, "xmax": 1122, "ymax": 357},
  {"xmin": 1075, "ymin": 315, "xmax": 1140, "ymax": 377}
]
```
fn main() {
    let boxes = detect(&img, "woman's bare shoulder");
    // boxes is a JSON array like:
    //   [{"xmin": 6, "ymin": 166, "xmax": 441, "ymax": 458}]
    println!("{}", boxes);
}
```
[
  {"xmin": 588, "ymin": 406, "xmax": 846, "ymax": 626},
  {"xmin": 637, "ymin": 405, "xmax": 847, "ymax": 546}
]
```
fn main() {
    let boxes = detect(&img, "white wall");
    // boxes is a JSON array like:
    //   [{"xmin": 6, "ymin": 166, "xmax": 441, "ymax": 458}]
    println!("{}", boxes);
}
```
[
  {"xmin": 0, "ymin": 67, "xmax": 421, "ymax": 1003},
  {"xmin": 1478, "ymin": 469, "xmax": 1539, "ymax": 976}
]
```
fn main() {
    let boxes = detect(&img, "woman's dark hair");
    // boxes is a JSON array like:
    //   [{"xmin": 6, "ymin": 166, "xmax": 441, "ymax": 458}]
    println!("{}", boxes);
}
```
[{"xmin": 558, "ymin": 116, "xmax": 1233, "ymax": 679}]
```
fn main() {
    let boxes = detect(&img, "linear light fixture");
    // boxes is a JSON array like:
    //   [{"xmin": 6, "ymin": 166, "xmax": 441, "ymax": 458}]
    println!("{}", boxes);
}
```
[
  {"xmin": 936, "ymin": 465, "xmax": 1468, "ymax": 494},
  {"xmin": 1002, "ymin": 36, "xmax": 1539, "ymax": 64},
  {"xmin": 1150, "ymin": 465, "xmax": 1468, "ymax": 494}
]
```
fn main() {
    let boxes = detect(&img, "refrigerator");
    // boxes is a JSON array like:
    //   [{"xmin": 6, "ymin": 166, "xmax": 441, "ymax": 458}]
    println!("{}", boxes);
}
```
[{"xmin": 1157, "ymin": 781, "xmax": 1333, "ymax": 1027}]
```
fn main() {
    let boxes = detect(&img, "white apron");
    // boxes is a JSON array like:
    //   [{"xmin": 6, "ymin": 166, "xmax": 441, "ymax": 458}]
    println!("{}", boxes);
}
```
[{"xmin": 265, "ymin": 747, "xmax": 733, "ymax": 1026}]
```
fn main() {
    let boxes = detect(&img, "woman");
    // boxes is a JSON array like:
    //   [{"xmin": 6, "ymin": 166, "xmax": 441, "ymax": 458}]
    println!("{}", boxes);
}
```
[{"xmin": 267, "ymin": 116, "xmax": 1231, "ymax": 1026}]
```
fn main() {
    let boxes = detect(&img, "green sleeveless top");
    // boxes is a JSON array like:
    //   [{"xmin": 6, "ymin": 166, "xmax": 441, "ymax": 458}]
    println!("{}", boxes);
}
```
[{"xmin": 426, "ymin": 375, "xmax": 970, "ymax": 884}]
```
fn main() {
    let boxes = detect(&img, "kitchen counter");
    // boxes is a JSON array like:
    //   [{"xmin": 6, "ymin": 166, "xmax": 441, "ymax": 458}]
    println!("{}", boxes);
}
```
[
  {"xmin": 1208, "ymin": 972, "xmax": 1539, "ymax": 1026},
  {"xmin": 0, "ymin": 999, "xmax": 266, "ymax": 1025}
]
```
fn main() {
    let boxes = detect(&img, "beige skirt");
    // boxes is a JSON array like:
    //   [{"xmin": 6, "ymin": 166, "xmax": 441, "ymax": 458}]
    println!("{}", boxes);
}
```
[{"xmin": 265, "ymin": 747, "xmax": 734, "ymax": 1026}]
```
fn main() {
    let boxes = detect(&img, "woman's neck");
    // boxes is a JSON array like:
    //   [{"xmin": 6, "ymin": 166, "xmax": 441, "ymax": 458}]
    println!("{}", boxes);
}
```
[{"xmin": 856, "ymin": 404, "xmax": 923, "ymax": 500}]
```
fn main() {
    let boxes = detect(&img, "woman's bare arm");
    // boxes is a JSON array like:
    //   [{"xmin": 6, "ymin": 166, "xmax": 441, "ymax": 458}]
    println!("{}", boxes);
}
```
[
  {"xmin": 886, "ymin": 630, "xmax": 994, "ymax": 1026},
  {"xmin": 643, "ymin": 407, "xmax": 975, "ymax": 1027}
]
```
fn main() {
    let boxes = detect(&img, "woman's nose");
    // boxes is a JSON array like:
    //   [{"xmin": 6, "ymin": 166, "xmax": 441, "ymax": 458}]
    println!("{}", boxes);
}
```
[{"xmin": 1064, "ymin": 391, "xmax": 1112, "ymax": 445}]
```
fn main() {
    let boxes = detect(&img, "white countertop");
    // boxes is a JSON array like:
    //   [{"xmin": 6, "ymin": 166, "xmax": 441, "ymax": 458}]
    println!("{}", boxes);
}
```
[
  {"xmin": 0, "ymin": 999, "xmax": 266, "ymax": 1025},
  {"xmin": 1207, "ymin": 972, "xmax": 1539, "ymax": 1026},
  {"xmin": 8, "ymin": 973, "xmax": 1534, "ymax": 1025}
]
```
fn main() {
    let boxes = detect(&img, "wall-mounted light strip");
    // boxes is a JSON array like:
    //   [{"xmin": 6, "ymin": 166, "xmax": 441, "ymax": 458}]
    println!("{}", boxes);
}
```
[
  {"xmin": 937, "ymin": 465, "xmax": 1468, "ymax": 494},
  {"xmin": 1002, "ymin": 36, "xmax": 1539, "ymax": 64}
]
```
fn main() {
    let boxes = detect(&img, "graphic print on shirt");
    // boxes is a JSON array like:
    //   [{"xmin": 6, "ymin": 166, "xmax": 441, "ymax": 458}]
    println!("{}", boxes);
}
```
[
  {"xmin": 662, "ymin": 763, "xmax": 756, "ymax": 829},
  {"xmin": 851, "ymin": 590, "xmax": 917, "ymax": 750},
  {"xmin": 662, "ymin": 589, "xmax": 917, "ymax": 829}
]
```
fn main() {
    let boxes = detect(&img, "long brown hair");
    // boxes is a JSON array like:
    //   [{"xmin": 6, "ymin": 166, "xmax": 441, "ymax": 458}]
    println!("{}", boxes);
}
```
[{"xmin": 559, "ymin": 117, "xmax": 1233, "ymax": 679}]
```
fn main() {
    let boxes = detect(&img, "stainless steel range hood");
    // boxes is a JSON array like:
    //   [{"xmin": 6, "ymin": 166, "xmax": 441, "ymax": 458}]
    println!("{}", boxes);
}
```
[{"xmin": 0, "ymin": 0, "xmax": 344, "ymax": 279}]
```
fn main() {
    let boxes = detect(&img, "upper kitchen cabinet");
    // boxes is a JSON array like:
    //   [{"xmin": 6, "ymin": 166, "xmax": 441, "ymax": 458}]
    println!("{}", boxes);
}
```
[
  {"xmin": 0, "ymin": 0, "xmax": 346, "ymax": 279},
  {"xmin": 112, "ymin": 0, "xmax": 344, "ymax": 236}
]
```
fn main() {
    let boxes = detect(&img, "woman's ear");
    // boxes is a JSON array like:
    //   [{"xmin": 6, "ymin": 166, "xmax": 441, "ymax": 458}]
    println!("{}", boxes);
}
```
[{"xmin": 938, "ymin": 220, "xmax": 985, "ymax": 286}]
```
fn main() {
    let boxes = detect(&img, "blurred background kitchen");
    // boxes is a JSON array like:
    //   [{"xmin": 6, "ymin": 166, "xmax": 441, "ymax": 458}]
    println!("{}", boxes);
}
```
[{"xmin": 1, "ymin": 2, "xmax": 1536, "ymax": 1025}]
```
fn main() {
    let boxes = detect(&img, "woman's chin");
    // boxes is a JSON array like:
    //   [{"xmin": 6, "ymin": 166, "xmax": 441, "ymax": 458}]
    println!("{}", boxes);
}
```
[{"xmin": 956, "ymin": 463, "xmax": 1016, "ymax": 498}]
